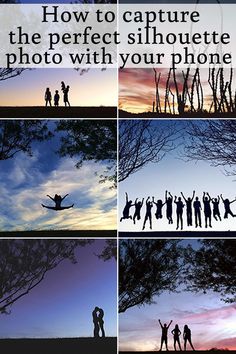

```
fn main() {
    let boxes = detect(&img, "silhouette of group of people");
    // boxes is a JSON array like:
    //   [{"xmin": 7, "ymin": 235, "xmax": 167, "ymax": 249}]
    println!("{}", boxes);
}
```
[
  {"xmin": 159, "ymin": 320, "xmax": 195, "ymax": 351},
  {"xmin": 120, "ymin": 191, "xmax": 236, "ymax": 230},
  {"xmin": 92, "ymin": 307, "xmax": 105, "ymax": 338},
  {"xmin": 45, "ymin": 81, "xmax": 70, "ymax": 107},
  {"xmin": 42, "ymin": 194, "xmax": 74, "ymax": 211}
]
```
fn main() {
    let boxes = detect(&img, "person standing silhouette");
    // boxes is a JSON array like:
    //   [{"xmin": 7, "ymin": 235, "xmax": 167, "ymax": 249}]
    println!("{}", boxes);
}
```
[
  {"xmin": 45, "ymin": 87, "xmax": 52, "ymax": 106},
  {"xmin": 158, "ymin": 319, "xmax": 172, "ymax": 351},
  {"xmin": 165, "ymin": 190, "xmax": 173, "ymax": 224},
  {"xmin": 220, "ymin": 194, "xmax": 236, "ymax": 218},
  {"xmin": 142, "ymin": 197, "xmax": 153, "ymax": 230},
  {"xmin": 98, "ymin": 308, "xmax": 105, "ymax": 337},
  {"xmin": 92, "ymin": 307, "xmax": 99, "ymax": 338},
  {"xmin": 64, "ymin": 85, "xmax": 70, "ymax": 106},
  {"xmin": 171, "ymin": 324, "xmax": 182, "ymax": 351},
  {"xmin": 203, "ymin": 192, "xmax": 212, "ymax": 228},
  {"xmin": 133, "ymin": 198, "xmax": 144, "ymax": 224},
  {"xmin": 174, "ymin": 196, "xmax": 184, "ymax": 230},
  {"xmin": 193, "ymin": 196, "xmax": 202, "ymax": 228},
  {"xmin": 181, "ymin": 191, "xmax": 195, "ymax": 227},
  {"xmin": 211, "ymin": 195, "xmax": 221, "ymax": 221},
  {"xmin": 54, "ymin": 90, "xmax": 60, "ymax": 106},
  {"xmin": 183, "ymin": 325, "xmax": 195, "ymax": 351},
  {"xmin": 120, "ymin": 192, "xmax": 134, "ymax": 222}
]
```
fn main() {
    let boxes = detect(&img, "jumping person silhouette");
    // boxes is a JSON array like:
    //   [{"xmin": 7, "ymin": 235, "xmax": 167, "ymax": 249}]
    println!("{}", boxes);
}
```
[
  {"xmin": 158, "ymin": 319, "xmax": 172, "ymax": 351},
  {"xmin": 210, "ymin": 195, "xmax": 221, "ymax": 221},
  {"xmin": 174, "ymin": 196, "xmax": 185, "ymax": 230},
  {"xmin": 203, "ymin": 192, "xmax": 212, "ymax": 228},
  {"xmin": 165, "ymin": 190, "xmax": 173, "ymax": 224},
  {"xmin": 45, "ymin": 87, "xmax": 52, "ymax": 106},
  {"xmin": 133, "ymin": 198, "xmax": 144, "ymax": 224},
  {"xmin": 42, "ymin": 194, "xmax": 74, "ymax": 210},
  {"xmin": 193, "ymin": 196, "xmax": 202, "ymax": 228},
  {"xmin": 181, "ymin": 191, "xmax": 195, "ymax": 226},
  {"xmin": 171, "ymin": 324, "xmax": 182, "ymax": 351},
  {"xmin": 142, "ymin": 197, "xmax": 153, "ymax": 230},
  {"xmin": 120, "ymin": 192, "xmax": 134, "ymax": 222},
  {"xmin": 183, "ymin": 325, "xmax": 195, "ymax": 351},
  {"xmin": 152, "ymin": 196, "xmax": 166, "ymax": 219},
  {"xmin": 220, "ymin": 194, "xmax": 236, "ymax": 218}
]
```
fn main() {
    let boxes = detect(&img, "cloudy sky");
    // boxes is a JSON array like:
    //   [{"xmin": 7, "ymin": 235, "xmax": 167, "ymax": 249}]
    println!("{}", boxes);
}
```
[
  {"xmin": 119, "ymin": 239, "xmax": 236, "ymax": 351},
  {"xmin": 0, "ymin": 240, "xmax": 117, "ymax": 338},
  {"xmin": 119, "ymin": 120, "xmax": 236, "ymax": 232},
  {"xmin": 0, "ymin": 120, "xmax": 116, "ymax": 231}
]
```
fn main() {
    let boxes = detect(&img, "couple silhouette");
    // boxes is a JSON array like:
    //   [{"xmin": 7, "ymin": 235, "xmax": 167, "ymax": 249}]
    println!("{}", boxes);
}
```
[
  {"xmin": 92, "ymin": 307, "xmax": 105, "ymax": 338},
  {"xmin": 42, "ymin": 194, "xmax": 74, "ymax": 211},
  {"xmin": 44, "ymin": 81, "xmax": 70, "ymax": 107},
  {"xmin": 159, "ymin": 320, "xmax": 195, "ymax": 351}
]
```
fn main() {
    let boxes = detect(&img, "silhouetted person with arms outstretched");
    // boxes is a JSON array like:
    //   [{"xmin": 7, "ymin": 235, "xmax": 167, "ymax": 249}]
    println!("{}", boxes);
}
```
[
  {"xmin": 181, "ymin": 191, "xmax": 195, "ymax": 227},
  {"xmin": 98, "ymin": 308, "xmax": 105, "ymax": 338},
  {"xmin": 142, "ymin": 197, "xmax": 153, "ymax": 230},
  {"xmin": 133, "ymin": 198, "xmax": 144, "ymax": 224},
  {"xmin": 153, "ymin": 196, "xmax": 166, "ymax": 220},
  {"xmin": 210, "ymin": 195, "xmax": 221, "ymax": 221},
  {"xmin": 174, "ymin": 196, "xmax": 184, "ymax": 230},
  {"xmin": 193, "ymin": 196, "xmax": 202, "ymax": 228},
  {"xmin": 171, "ymin": 324, "xmax": 182, "ymax": 351},
  {"xmin": 63, "ymin": 85, "xmax": 70, "ymax": 106},
  {"xmin": 92, "ymin": 307, "xmax": 99, "ymax": 338},
  {"xmin": 165, "ymin": 190, "xmax": 173, "ymax": 224},
  {"xmin": 120, "ymin": 192, "xmax": 134, "ymax": 222},
  {"xmin": 183, "ymin": 325, "xmax": 195, "ymax": 351},
  {"xmin": 203, "ymin": 192, "xmax": 212, "ymax": 228},
  {"xmin": 42, "ymin": 194, "xmax": 74, "ymax": 211},
  {"xmin": 54, "ymin": 90, "xmax": 60, "ymax": 106},
  {"xmin": 158, "ymin": 319, "xmax": 172, "ymax": 351},
  {"xmin": 45, "ymin": 87, "xmax": 52, "ymax": 106},
  {"xmin": 220, "ymin": 194, "xmax": 236, "ymax": 218}
]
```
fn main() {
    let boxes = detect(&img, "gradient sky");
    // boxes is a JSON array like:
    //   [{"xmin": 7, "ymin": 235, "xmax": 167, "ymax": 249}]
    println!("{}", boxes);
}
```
[
  {"xmin": 0, "ymin": 239, "xmax": 117, "ymax": 338},
  {"xmin": 119, "ymin": 239, "xmax": 236, "ymax": 351},
  {"xmin": 119, "ymin": 68, "xmax": 236, "ymax": 114},
  {"xmin": 0, "ymin": 120, "xmax": 116, "ymax": 231},
  {"xmin": 119, "ymin": 120, "xmax": 236, "ymax": 232},
  {"xmin": 0, "ymin": 69, "xmax": 117, "ymax": 106}
]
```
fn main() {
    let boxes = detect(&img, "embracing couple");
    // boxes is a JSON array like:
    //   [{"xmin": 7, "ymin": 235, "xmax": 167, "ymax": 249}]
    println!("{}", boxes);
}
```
[{"xmin": 92, "ymin": 306, "xmax": 105, "ymax": 338}]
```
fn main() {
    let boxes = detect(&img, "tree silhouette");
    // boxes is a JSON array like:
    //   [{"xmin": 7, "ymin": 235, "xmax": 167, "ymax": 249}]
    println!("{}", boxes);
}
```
[
  {"xmin": 0, "ymin": 120, "xmax": 53, "ymax": 160},
  {"xmin": 185, "ymin": 239, "xmax": 236, "ymax": 303},
  {"xmin": 97, "ymin": 239, "xmax": 117, "ymax": 261},
  {"xmin": 0, "ymin": 68, "xmax": 25, "ymax": 81},
  {"xmin": 56, "ymin": 120, "xmax": 117, "ymax": 186},
  {"xmin": 119, "ymin": 120, "xmax": 179, "ymax": 182},
  {"xmin": 184, "ymin": 120, "xmax": 236, "ymax": 175},
  {"xmin": 119, "ymin": 239, "xmax": 182, "ymax": 313}
]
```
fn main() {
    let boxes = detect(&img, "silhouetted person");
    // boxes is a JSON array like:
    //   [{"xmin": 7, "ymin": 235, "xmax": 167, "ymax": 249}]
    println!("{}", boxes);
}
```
[
  {"xmin": 45, "ymin": 87, "xmax": 52, "ymax": 106},
  {"xmin": 153, "ymin": 197, "xmax": 166, "ymax": 219},
  {"xmin": 159, "ymin": 319, "xmax": 172, "ymax": 351},
  {"xmin": 92, "ymin": 306, "xmax": 99, "ymax": 338},
  {"xmin": 171, "ymin": 324, "xmax": 182, "ymax": 351},
  {"xmin": 193, "ymin": 196, "xmax": 202, "ymax": 228},
  {"xmin": 98, "ymin": 308, "xmax": 105, "ymax": 337},
  {"xmin": 203, "ymin": 192, "xmax": 212, "ymax": 228},
  {"xmin": 183, "ymin": 325, "xmax": 195, "ymax": 351},
  {"xmin": 210, "ymin": 195, "xmax": 221, "ymax": 221},
  {"xmin": 142, "ymin": 197, "xmax": 153, "ymax": 230},
  {"xmin": 165, "ymin": 190, "xmax": 173, "ymax": 224},
  {"xmin": 220, "ymin": 194, "xmax": 236, "ymax": 218},
  {"xmin": 61, "ymin": 81, "xmax": 66, "ymax": 92},
  {"xmin": 120, "ymin": 192, "xmax": 134, "ymax": 222},
  {"xmin": 42, "ymin": 194, "xmax": 74, "ymax": 210},
  {"xmin": 64, "ymin": 85, "xmax": 70, "ymax": 106},
  {"xmin": 181, "ymin": 191, "xmax": 195, "ymax": 226},
  {"xmin": 54, "ymin": 90, "xmax": 60, "ymax": 106},
  {"xmin": 133, "ymin": 198, "xmax": 144, "ymax": 224},
  {"xmin": 174, "ymin": 196, "xmax": 184, "ymax": 230}
]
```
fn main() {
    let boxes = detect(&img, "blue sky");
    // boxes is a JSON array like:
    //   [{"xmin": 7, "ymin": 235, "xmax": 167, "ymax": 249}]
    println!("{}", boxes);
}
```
[
  {"xmin": 0, "ymin": 240, "xmax": 117, "ymax": 338},
  {"xmin": 119, "ymin": 120, "xmax": 236, "ymax": 232},
  {"xmin": 0, "ymin": 120, "xmax": 116, "ymax": 231}
]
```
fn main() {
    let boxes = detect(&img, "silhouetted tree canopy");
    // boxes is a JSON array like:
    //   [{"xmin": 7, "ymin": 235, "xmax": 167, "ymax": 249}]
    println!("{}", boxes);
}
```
[
  {"xmin": 119, "ymin": 239, "xmax": 183, "ymax": 313},
  {"xmin": 185, "ymin": 239, "xmax": 236, "ymax": 303},
  {"xmin": 0, "ymin": 239, "xmax": 94, "ymax": 314},
  {"xmin": 119, "ymin": 120, "xmax": 179, "ymax": 182},
  {"xmin": 97, "ymin": 239, "xmax": 117, "ymax": 261},
  {"xmin": 184, "ymin": 120, "xmax": 236, "ymax": 175},
  {"xmin": 56, "ymin": 120, "xmax": 117, "ymax": 186},
  {"xmin": 0, "ymin": 120, "xmax": 53, "ymax": 160}
]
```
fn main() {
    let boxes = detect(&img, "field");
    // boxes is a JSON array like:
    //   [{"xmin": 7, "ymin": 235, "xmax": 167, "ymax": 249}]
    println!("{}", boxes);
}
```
[
  {"xmin": 0, "ymin": 230, "xmax": 117, "ymax": 238},
  {"xmin": 119, "ymin": 231, "xmax": 236, "ymax": 238},
  {"xmin": 0, "ymin": 337, "xmax": 117, "ymax": 354},
  {"xmin": 0, "ymin": 106, "xmax": 117, "ymax": 118}
]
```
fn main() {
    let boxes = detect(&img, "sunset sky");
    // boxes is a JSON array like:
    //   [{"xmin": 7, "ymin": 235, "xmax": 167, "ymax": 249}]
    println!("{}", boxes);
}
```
[
  {"xmin": 0, "ymin": 69, "xmax": 117, "ymax": 107},
  {"xmin": 0, "ymin": 120, "xmax": 116, "ymax": 231},
  {"xmin": 0, "ymin": 240, "xmax": 117, "ymax": 338},
  {"xmin": 119, "ymin": 239, "xmax": 236, "ymax": 351},
  {"xmin": 119, "ymin": 120, "xmax": 236, "ymax": 232}
]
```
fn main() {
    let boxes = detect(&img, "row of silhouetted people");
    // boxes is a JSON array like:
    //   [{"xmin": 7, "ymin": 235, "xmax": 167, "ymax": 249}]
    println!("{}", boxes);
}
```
[
  {"xmin": 45, "ymin": 81, "xmax": 70, "ymax": 107},
  {"xmin": 159, "ymin": 320, "xmax": 195, "ymax": 351},
  {"xmin": 120, "ymin": 191, "xmax": 236, "ymax": 230}
]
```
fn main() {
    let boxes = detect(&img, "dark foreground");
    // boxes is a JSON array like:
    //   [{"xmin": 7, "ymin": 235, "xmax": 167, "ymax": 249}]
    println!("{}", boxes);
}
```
[
  {"xmin": 0, "ymin": 230, "xmax": 117, "ymax": 238},
  {"xmin": 0, "ymin": 106, "xmax": 117, "ymax": 118},
  {"xmin": 120, "ymin": 351, "xmax": 231, "ymax": 353},
  {"xmin": 0, "ymin": 337, "xmax": 116, "ymax": 354},
  {"xmin": 119, "ymin": 231, "xmax": 236, "ymax": 238}
]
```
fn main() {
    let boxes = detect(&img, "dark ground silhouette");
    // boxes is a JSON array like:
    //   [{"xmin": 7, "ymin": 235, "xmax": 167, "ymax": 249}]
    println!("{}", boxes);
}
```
[
  {"xmin": 119, "ymin": 231, "xmax": 236, "ymax": 238},
  {"xmin": 0, "ymin": 230, "xmax": 117, "ymax": 238},
  {"xmin": 119, "ymin": 110, "xmax": 236, "ymax": 119}
]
